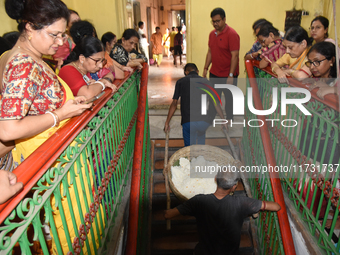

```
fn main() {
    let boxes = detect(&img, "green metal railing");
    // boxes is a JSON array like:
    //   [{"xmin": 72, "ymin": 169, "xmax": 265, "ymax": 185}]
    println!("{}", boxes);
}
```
[
  {"xmin": 243, "ymin": 123, "xmax": 286, "ymax": 254},
  {"xmin": 0, "ymin": 69, "xmax": 151, "ymax": 255},
  {"xmin": 136, "ymin": 111, "xmax": 151, "ymax": 255},
  {"xmin": 244, "ymin": 60, "xmax": 340, "ymax": 255},
  {"xmin": 242, "ymin": 75, "xmax": 286, "ymax": 255}
]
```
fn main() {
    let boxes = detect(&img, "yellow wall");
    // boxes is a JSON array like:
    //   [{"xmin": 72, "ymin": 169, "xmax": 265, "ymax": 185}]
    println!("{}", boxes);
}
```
[
  {"xmin": 62, "ymin": 0, "xmax": 123, "ymax": 39},
  {"xmin": 0, "ymin": 0, "xmax": 19, "ymax": 33},
  {"xmin": 0, "ymin": 0, "xmax": 127, "ymax": 41}
]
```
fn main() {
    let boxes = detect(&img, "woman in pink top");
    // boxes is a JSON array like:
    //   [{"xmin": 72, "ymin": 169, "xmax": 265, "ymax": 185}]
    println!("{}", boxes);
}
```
[
  {"xmin": 256, "ymin": 24, "xmax": 286, "ymax": 69},
  {"xmin": 53, "ymin": 9, "xmax": 79, "ymax": 62}
]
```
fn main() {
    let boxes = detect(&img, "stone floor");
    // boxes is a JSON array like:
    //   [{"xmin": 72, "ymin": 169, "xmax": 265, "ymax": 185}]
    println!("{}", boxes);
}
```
[
  {"xmin": 147, "ymin": 56, "xmax": 243, "ymax": 140},
  {"xmin": 148, "ymin": 55, "xmax": 186, "ymax": 108}
]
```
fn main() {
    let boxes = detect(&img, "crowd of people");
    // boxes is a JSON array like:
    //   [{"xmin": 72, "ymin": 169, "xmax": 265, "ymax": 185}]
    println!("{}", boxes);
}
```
[
  {"xmin": 0, "ymin": 0, "xmax": 149, "ymax": 253},
  {"xmin": 162, "ymin": 7, "xmax": 339, "ymax": 254},
  {"xmin": 0, "ymin": 0, "xmax": 153, "ymax": 197},
  {"xmin": 0, "ymin": 0, "xmax": 339, "ymax": 253},
  {"xmin": 140, "ymin": 21, "xmax": 186, "ymax": 67},
  {"xmin": 245, "ymin": 16, "xmax": 339, "ymax": 99}
]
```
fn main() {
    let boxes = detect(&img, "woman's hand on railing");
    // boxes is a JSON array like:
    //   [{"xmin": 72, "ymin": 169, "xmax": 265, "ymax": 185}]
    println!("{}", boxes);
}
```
[
  {"xmin": 55, "ymin": 97, "xmax": 92, "ymax": 120},
  {"xmin": 100, "ymin": 78, "xmax": 118, "ymax": 93},
  {"xmin": 276, "ymin": 69, "xmax": 290, "ymax": 84},
  {"xmin": 306, "ymin": 80, "xmax": 335, "ymax": 99},
  {"xmin": 0, "ymin": 170, "xmax": 23, "ymax": 204},
  {"xmin": 122, "ymin": 66, "xmax": 133, "ymax": 72},
  {"xmin": 308, "ymin": 80, "xmax": 329, "ymax": 91}
]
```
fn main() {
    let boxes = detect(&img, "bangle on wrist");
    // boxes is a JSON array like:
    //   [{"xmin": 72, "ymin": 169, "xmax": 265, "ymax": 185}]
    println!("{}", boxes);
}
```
[
  {"xmin": 250, "ymin": 53, "xmax": 254, "ymax": 59},
  {"xmin": 102, "ymin": 77, "xmax": 113, "ymax": 83},
  {"xmin": 46, "ymin": 111, "xmax": 60, "ymax": 128},
  {"xmin": 204, "ymin": 67, "xmax": 208, "ymax": 70},
  {"xmin": 271, "ymin": 66, "xmax": 277, "ymax": 74},
  {"xmin": 96, "ymin": 80, "xmax": 106, "ymax": 91}
]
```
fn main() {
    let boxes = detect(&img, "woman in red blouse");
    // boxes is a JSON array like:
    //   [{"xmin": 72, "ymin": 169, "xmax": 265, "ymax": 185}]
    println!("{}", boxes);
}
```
[
  {"xmin": 306, "ymin": 41, "xmax": 338, "ymax": 99},
  {"xmin": 59, "ymin": 36, "xmax": 117, "ymax": 98}
]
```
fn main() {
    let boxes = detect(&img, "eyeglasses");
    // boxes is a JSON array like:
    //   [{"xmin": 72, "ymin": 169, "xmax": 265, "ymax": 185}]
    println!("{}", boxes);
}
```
[
  {"xmin": 211, "ymin": 19, "xmax": 222, "ymax": 24},
  {"xmin": 88, "ymin": 56, "xmax": 107, "ymax": 66},
  {"xmin": 259, "ymin": 38, "xmax": 266, "ymax": 43},
  {"xmin": 47, "ymin": 31, "xmax": 68, "ymax": 43},
  {"xmin": 305, "ymin": 58, "xmax": 327, "ymax": 68}
]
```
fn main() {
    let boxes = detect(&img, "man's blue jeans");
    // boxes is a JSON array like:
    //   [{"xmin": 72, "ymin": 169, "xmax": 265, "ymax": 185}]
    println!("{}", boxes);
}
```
[{"xmin": 182, "ymin": 121, "xmax": 211, "ymax": 147}]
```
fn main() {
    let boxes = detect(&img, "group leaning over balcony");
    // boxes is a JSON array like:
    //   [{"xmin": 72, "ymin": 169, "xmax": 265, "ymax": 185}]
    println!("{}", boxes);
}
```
[
  {"xmin": 245, "ymin": 17, "xmax": 339, "ymax": 99},
  {"xmin": 0, "ymin": 0, "xmax": 147, "ymax": 173}
]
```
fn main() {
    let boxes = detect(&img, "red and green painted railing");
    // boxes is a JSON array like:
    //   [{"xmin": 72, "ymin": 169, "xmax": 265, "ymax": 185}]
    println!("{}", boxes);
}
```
[
  {"xmin": 0, "ymin": 66, "xmax": 150, "ymax": 255},
  {"xmin": 243, "ymin": 60, "xmax": 296, "ymax": 255},
  {"xmin": 245, "ymin": 59, "xmax": 340, "ymax": 255},
  {"xmin": 126, "ymin": 63, "xmax": 151, "ymax": 255}
]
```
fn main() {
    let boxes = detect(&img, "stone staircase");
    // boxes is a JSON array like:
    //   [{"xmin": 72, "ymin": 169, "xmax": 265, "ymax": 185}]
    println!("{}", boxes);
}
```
[{"xmin": 149, "ymin": 139, "xmax": 257, "ymax": 255}]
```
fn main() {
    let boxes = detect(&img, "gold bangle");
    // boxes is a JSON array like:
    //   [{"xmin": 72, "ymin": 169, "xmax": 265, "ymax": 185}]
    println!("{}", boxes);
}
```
[{"xmin": 271, "ymin": 66, "xmax": 277, "ymax": 74}]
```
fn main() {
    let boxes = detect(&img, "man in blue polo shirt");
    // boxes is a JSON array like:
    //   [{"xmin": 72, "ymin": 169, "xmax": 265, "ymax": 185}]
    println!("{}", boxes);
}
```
[{"xmin": 203, "ymin": 7, "xmax": 240, "ymax": 123}]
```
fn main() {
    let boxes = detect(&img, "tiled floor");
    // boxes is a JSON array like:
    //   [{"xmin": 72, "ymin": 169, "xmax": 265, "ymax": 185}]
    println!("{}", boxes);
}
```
[
  {"xmin": 148, "ymin": 55, "xmax": 186, "ymax": 108},
  {"xmin": 147, "ymin": 56, "xmax": 244, "ymax": 140}
]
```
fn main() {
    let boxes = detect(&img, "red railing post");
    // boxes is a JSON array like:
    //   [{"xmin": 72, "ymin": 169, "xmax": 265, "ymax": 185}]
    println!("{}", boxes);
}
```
[
  {"xmin": 245, "ymin": 60, "xmax": 296, "ymax": 255},
  {"xmin": 125, "ymin": 63, "xmax": 149, "ymax": 255}
]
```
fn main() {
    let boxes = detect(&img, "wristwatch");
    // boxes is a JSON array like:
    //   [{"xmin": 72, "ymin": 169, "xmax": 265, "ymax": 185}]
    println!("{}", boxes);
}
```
[{"xmin": 229, "ymin": 73, "xmax": 233, "ymax": 77}]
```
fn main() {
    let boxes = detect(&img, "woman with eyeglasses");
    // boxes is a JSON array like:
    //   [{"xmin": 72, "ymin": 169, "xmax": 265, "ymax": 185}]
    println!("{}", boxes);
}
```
[
  {"xmin": 257, "ymin": 24, "xmax": 286, "ymax": 69},
  {"xmin": 52, "ymin": 9, "xmax": 80, "ymax": 63},
  {"xmin": 0, "ymin": 0, "xmax": 91, "ymax": 170},
  {"xmin": 101, "ymin": 31, "xmax": 133, "ymax": 79},
  {"xmin": 110, "ymin": 29, "xmax": 147, "ymax": 70},
  {"xmin": 59, "ymin": 36, "xmax": 117, "ymax": 98},
  {"xmin": 0, "ymin": 0, "xmax": 98, "ymax": 253},
  {"xmin": 244, "ymin": 19, "xmax": 272, "ymax": 61},
  {"xmin": 306, "ymin": 41, "xmax": 338, "ymax": 99},
  {"xmin": 271, "ymin": 26, "xmax": 313, "ymax": 84}
]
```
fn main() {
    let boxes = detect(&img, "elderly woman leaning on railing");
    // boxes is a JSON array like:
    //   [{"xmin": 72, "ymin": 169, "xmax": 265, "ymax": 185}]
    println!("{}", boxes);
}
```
[{"xmin": 271, "ymin": 26, "xmax": 313, "ymax": 84}]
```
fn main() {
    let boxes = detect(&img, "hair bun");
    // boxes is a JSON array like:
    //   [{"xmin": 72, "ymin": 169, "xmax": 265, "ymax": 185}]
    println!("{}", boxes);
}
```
[
  {"xmin": 5, "ymin": 0, "xmax": 26, "ymax": 21},
  {"xmin": 308, "ymin": 37, "xmax": 314, "ymax": 45}
]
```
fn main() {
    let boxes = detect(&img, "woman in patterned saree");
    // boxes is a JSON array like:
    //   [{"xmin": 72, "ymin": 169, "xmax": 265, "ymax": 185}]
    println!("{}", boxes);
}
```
[
  {"xmin": 0, "ymin": 0, "xmax": 98, "ymax": 254},
  {"xmin": 0, "ymin": 0, "xmax": 90, "ymax": 169},
  {"xmin": 257, "ymin": 24, "xmax": 286, "ymax": 69},
  {"xmin": 271, "ymin": 26, "xmax": 313, "ymax": 84},
  {"xmin": 110, "ymin": 29, "xmax": 147, "ymax": 70}
]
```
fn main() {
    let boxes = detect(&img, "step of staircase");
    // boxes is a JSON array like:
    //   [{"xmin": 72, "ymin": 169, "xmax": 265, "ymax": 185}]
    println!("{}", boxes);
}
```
[{"xmin": 149, "ymin": 139, "xmax": 255, "ymax": 255}]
